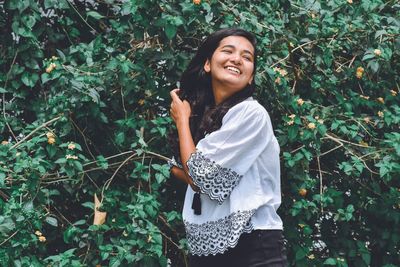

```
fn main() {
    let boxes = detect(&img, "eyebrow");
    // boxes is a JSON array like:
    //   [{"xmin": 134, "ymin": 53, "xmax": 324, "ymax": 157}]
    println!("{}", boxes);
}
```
[{"xmin": 220, "ymin": 45, "xmax": 254, "ymax": 57}]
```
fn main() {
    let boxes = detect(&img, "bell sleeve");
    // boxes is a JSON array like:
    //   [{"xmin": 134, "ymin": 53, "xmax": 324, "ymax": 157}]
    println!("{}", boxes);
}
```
[{"xmin": 186, "ymin": 102, "xmax": 274, "ymax": 204}]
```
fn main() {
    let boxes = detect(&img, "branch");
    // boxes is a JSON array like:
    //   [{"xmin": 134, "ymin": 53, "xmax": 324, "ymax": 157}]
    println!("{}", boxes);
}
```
[
  {"xmin": 2, "ymin": 50, "xmax": 19, "ymax": 141},
  {"xmin": 10, "ymin": 116, "xmax": 62, "ymax": 150}
]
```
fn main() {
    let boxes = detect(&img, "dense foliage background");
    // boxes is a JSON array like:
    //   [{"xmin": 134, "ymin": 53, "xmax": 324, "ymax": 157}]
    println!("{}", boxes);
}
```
[{"xmin": 0, "ymin": 0, "xmax": 399, "ymax": 266}]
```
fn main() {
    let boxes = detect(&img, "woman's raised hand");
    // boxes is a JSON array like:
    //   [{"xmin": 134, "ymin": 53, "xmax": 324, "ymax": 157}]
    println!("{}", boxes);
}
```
[{"xmin": 170, "ymin": 88, "xmax": 191, "ymax": 126}]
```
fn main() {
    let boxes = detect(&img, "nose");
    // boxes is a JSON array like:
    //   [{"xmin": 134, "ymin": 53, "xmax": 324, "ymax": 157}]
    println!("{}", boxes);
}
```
[{"xmin": 230, "ymin": 53, "xmax": 242, "ymax": 65}]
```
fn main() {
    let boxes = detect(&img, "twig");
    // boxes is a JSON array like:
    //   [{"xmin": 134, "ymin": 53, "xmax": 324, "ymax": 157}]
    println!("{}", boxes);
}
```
[
  {"xmin": 289, "ymin": 145, "xmax": 305, "ymax": 154},
  {"xmin": 10, "ymin": 116, "xmax": 62, "ymax": 150},
  {"xmin": 51, "ymin": 206, "xmax": 74, "ymax": 227},
  {"xmin": 320, "ymin": 144, "xmax": 343, "ymax": 157},
  {"xmin": 2, "ymin": 50, "xmax": 19, "ymax": 141},
  {"xmin": 270, "ymin": 40, "xmax": 318, "ymax": 68},
  {"xmin": 317, "ymin": 156, "xmax": 323, "ymax": 213},
  {"xmin": 0, "ymin": 230, "xmax": 20, "ymax": 246},
  {"xmin": 323, "ymin": 133, "xmax": 379, "ymax": 175},
  {"xmin": 82, "ymin": 150, "xmax": 135, "ymax": 166},
  {"xmin": 323, "ymin": 133, "xmax": 375, "ymax": 149},
  {"xmin": 120, "ymin": 87, "xmax": 127, "ymax": 120},
  {"xmin": 70, "ymin": 117, "xmax": 97, "ymax": 161},
  {"xmin": 101, "ymin": 152, "xmax": 137, "ymax": 203},
  {"xmin": 145, "ymin": 151, "xmax": 170, "ymax": 162},
  {"xmin": 65, "ymin": 0, "xmax": 98, "ymax": 34}
]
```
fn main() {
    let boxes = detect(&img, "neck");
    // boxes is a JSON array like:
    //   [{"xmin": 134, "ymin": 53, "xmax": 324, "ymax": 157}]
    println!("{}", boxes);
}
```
[{"xmin": 211, "ymin": 81, "xmax": 234, "ymax": 105}]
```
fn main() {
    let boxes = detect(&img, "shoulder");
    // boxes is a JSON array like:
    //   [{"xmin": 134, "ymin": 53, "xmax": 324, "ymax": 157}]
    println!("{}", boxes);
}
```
[{"xmin": 222, "ymin": 97, "xmax": 269, "ymax": 124}]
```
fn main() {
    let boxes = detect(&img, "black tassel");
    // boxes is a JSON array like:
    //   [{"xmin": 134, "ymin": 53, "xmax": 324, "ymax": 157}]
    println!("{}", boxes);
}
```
[{"xmin": 192, "ymin": 192, "xmax": 201, "ymax": 215}]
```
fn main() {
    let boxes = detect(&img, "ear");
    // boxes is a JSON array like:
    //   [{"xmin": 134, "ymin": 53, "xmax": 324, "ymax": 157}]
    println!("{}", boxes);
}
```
[{"xmin": 203, "ymin": 59, "xmax": 211, "ymax": 73}]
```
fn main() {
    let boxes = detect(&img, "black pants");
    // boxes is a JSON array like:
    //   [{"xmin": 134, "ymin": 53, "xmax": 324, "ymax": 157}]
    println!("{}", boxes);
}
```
[{"xmin": 189, "ymin": 230, "xmax": 288, "ymax": 267}]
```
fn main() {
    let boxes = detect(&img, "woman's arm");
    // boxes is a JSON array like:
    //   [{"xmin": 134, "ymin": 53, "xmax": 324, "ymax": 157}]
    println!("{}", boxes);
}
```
[
  {"xmin": 169, "ymin": 88, "xmax": 198, "ymax": 189},
  {"xmin": 170, "ymin": 166, "xmax": 199, "ymax": 191}
]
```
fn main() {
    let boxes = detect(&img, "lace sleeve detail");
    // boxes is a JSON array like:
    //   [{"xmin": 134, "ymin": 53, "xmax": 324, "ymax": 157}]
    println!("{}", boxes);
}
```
[
  {"xmin": 167, "ymin": 156, "xmax": 183, "ymax": 169},
  {"xmin": 186, "ymin": 151, "xmax": 243, "ymax": 204}
]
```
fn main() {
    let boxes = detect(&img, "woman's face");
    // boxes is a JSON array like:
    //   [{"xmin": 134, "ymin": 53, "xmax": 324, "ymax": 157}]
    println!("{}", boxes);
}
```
[{"xmin": 203, "ymin": 35, "xmax": 255, "ymax": 96}]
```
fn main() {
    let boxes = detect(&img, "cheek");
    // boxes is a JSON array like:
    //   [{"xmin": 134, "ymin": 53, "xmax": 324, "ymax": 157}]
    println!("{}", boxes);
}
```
[{"xmin": 245, "ymin": 63, "xmax": 254, "ymax": 75}]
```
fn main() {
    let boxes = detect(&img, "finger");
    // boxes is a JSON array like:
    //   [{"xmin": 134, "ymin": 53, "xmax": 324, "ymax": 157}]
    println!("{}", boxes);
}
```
[{"xmin": 170, "ymin": 89, "xmax": 181, "ymax": 102}]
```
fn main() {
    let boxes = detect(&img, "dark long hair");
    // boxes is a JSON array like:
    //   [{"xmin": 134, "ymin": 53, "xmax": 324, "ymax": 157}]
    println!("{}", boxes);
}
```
[{"xmin": 170, "ymin": 28, "xmax": 258, "ymax": 159}]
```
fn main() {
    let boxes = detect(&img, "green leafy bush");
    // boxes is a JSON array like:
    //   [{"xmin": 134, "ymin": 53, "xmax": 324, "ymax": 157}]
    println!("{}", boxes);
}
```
[{"xmin": 0, "ymin": 0, "xmax": 399, "ymax": 266}]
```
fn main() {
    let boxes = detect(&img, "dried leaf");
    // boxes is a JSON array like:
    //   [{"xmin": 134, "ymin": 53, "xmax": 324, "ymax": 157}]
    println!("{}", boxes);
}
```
[{"xmin": 93, "ymin": 193, "xmax": 107, "ymax": 225}]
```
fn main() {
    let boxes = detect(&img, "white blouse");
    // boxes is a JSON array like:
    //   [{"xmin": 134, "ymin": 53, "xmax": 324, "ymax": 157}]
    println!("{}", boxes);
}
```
[{"xmin": 182, "ymin": 97, "xmax": 283, "ymax": 256}]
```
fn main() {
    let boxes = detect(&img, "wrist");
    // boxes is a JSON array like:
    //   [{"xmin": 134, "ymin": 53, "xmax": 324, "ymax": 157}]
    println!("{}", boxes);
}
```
[{"xmin": 176, "ymin": 118, "xmax": 190, "ymax": 129}]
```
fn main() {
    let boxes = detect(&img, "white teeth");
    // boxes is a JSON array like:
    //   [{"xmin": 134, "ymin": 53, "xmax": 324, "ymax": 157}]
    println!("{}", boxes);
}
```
[{"xmin": 226, "ymin": 66, "xmax": 240, "ymax": 74}]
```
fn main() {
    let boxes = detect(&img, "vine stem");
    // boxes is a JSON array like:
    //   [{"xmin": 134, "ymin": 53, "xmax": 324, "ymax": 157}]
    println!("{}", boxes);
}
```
[
  {"xmin": 10, "ymin": 116, "xmax": 62, "ymax": 150},
  {"xmin": 0, "ymin": 230, "xmax": 20, "ymax": 246},
  {"xmin": 2, "ymin": 50, "xmax": 19, "ymax": 142}
]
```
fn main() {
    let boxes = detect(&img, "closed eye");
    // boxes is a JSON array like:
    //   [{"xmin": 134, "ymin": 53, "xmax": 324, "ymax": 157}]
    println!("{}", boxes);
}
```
[{"xmin": 221, "ymin": 49, "xmax": 232, "ymax": 54}]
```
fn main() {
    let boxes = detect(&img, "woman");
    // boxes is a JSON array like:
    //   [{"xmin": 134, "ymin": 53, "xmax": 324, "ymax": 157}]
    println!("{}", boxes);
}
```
[{"xmin": 169, "ymin": 28, "xmax": 287, "ymax": 267}]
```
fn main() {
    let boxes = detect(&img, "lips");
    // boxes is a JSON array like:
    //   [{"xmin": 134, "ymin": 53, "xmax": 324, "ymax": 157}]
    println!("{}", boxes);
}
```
[{"xmin": 225, "ymin": 66, "xmax": 241, "ymax": 75}]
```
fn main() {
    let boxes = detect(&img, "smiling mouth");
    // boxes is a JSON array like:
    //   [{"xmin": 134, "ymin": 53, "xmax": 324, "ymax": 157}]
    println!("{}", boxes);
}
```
[{"xmin": 225, "ymin": 66, "xmax": 241, "ymax": 75}]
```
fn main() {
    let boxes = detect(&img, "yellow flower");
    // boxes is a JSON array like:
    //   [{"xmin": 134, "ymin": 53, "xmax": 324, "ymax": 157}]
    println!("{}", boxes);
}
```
[
  {"xmin": 363, "ymin": 117, "xmax": 370, "ymax": 123},
  {"xmin": 67, "ymin": 143, "xmax": 76, "ymax": 150},
  {"xmin": 45, "ymin": 63, "xmax": 57, "ymax": 73},
  {"xmin": 193, "ymin": 0, "xmax": 201, "ymax": 4},
  {"xmin": 377, "ymin": 97, "xmax": 384, "ymax": 104},
  {"xmin": 35, "ymin": 230, "xmax": 42, "ymax": 236},
  {"xmin": 307, "ymin": 122, "xmax": 316, "ymax": 129},
  {"xmin": 138, "ymin": 99, "xmax": 145, "ymax": 105},
  {"xmin": 287, "ymin": 120, "xmax": 294, "ymax": 126},
  {"xmin": 360, "ymin": 95, "xmax": 370, "ymax": 100},
  {"xmin": 356, "ymin": 67, "xmax": 364, "ymax": 79},
  {"xmin": 274, "ymin": 76, "xmax": 281, "ymax": 85},
  {"xmin": 47, "ymin": 137, "xmax": 56, "ymax": 145},
  {"xmin": 288, "ymin": 114, "xmax": 296, "ymax": 119},
  {"xmin": 297, "ymin": 98, "xmax": 304, "ymax": 106},
  {"xmin": 308, "ymin": 254, "xmax": 315, "ymax": 260},
  {"xmin": 377, "ymin": 111, "xmax": 384, "ymax": 118},
  {"xmin": 1, "ymin": 141, "xmax": 9, "ymax": 145},
  {"xmin": 298, "ymin": 223, "xmax": 306, "ymax": 228},
  {"xmin": 38, "ymin": 236, "xmax": 46, "ymax": 242},
  {"xmin": 374, "ymin": 49, "xmax": 382, "ymax": 56},
  {"xmin": 273, "ymin": 67, "xmax": 288, "ymax": 76},
  {"xmin": 46, "ymin": 132, "xmax": 55, "ymax": 138},
  {"xmin": 390, "ymin": 90, "xmax": 397, "ymax": 96},
  {"xmin": 347, "ymin": 0, "xmax": 353, "ymax": 4}
]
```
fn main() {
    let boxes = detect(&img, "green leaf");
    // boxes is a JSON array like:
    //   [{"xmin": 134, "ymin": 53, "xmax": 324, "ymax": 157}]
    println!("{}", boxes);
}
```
[
  {"xmin": 155, "ymin": 173, "xmax": 165, "ymax": 184},
  {"xmin": 362, "ymin": 53, "xmax": 375, "ymax": 61},
  {"xmin": 21, "ymin": 72, "xmax": 39, "ymax": 87},
  {"xmin": 46, "ymin": 144, "xmax": 57, "ymax": 158},
  {"xmin": 46, "ymin": 216, "xmax": 58, "ymax": 227},
  {"xmin": 368, "ymin": 60, "xmax": 379, "ymax": 73},
  {"xmin": 87, "ymin": 11, "xmax": 104, "ymax": 20},
  {"xmin": 324, "ymin": 258, "xmax": 337, "ymax": 265},
  {"xmin": 0, "ymin": 173, "xmax": 5, "ymax": 187},
  {"xmin": 55, "ymin": 158, "xmax": 67, "ymax": 164},
  {"xmin": 165, "ymin": 24, "xmax": 177, "ymax": 39}
]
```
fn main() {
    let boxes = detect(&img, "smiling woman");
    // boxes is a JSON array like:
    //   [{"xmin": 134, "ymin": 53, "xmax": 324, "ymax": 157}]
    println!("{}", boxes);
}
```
[
  {"xmin": 203, "ymin": 36, "xmax": 255, "ymax": 104},
  {"xmin": 169, "ymin": 28, "xmax": 288, "ymax": 267}
]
